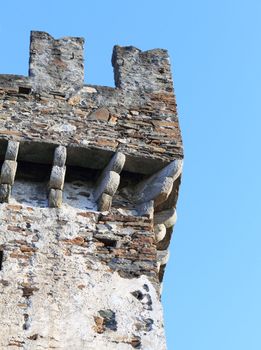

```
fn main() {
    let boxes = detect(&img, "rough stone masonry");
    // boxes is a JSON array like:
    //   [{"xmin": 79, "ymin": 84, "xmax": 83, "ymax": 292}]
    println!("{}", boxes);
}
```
[{"xmin": 0, "ymin": 31, "xmax": 183, "ymax": 349}]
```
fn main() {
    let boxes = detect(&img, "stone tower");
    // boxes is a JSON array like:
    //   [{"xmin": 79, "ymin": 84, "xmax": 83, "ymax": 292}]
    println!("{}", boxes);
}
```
[{"xmin": 0, "ymin": 31, "xmax": 183, "ymax": 349}]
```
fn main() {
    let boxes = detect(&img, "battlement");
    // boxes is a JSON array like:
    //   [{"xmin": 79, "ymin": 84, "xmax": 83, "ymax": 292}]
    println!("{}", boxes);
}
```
[
  {"xmin": 0, "ymin": 31, "xmax": 183, "ymax": 172},
  {"xmin": 29, "ymin": 31, "xmax": 84, "ymax": 94},
  {"xmin": 112, "ymin": 45, "xmax": 173, "ymax": 93},
  {"xmin": 0, "ymin": 31, "xmax": 174, "ymax": 97}
]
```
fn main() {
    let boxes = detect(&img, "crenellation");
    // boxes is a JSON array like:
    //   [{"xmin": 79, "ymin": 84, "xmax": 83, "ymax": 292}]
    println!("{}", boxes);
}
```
[
  {"xmin": 29, "ymin": 31, "xmax": 84, "ymax": 95},
  {"xmin": 112, "ymin": 46, "xmax": 174, "ymax": 93},
  {"xmin": 0, "ymin": 31, "xmax": 183, "ymax": 350}
]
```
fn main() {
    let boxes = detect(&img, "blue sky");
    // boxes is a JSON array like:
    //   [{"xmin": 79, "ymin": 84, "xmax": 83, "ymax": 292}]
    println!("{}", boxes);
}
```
[{"xmin": 1, "ymin": 1, "xmax": 260, "ymax": 349}]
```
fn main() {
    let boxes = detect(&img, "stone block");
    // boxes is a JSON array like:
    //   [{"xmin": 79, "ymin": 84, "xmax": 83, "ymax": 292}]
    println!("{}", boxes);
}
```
[
  {"xmin": 132, "ymin": 159, "xmax": 182, "ymax": 205},
  {"xmin": 49, "ymin": 189, "xmax": 63, "ymax": 208},
  {"xmin": 154, "ymin": 224, "xmax": 166, "ymax": 243},
  {"xmin": 154, "ymin": 208, "xmax": 177, "ymax": 228},
  {"xmin": 106, "ymin": 152, "xmax": 126, "ymax": 174},
  {"xmin": 157, "ymin": 159, "xmax": 183, "ymax": 182},
  {"xmin": 88, "ymin": 108, "xmax": 110, "ymax": 121},
  {"xmin": 0, "ymin": 160, "xmax": 17, "ymax": 185},
  {"xmin": 157, "ymin": 249, "xmax": 170, "ymax": 271},
  {"xmin": 0, "ymin": 184, "xmax": 11, "ymax": 203},
  {"xmin": 49, "ymin": 166, "xmax": 66, "ymax": 190},
  {"xmin": 98, "ymin": 193, "xmax": 112, "ymax": 212},
  {"xmin": 29, "ymin": 31, "xmax": 84, "ymax": 94},
  {"xmin": 5, "ymin": 141, "xmax": 19, "ymax": 161},
  {"xmin": 94, "ymin": 171, "xmax": 120, "ymax": 201},
  {"xmin": 136, "ymin": 200, "xmax": 154, "ymax": 218},
  {"xmin": 94, "ymin": 152, "xmax": 125, "ymax": 207},
  {"xmin": 53, "ymin": 145, "xmax": 67, "ymax": 167},
  {"xmin": 96, "ymin": 152, "xmax": 125, "ymax": 184},
  {"xmin": 135, "ymin": 176, "xmax": 174, "ymax": 206},
  {"xmin": 112, "ymin": 45, "xmax": 174, "ymax": 93}
]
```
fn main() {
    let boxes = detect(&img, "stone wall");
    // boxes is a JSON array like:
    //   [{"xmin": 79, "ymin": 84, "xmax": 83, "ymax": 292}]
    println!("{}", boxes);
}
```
[{"xmin": 0, "ymin": 31, "xmax": 183, "ymax": 349}]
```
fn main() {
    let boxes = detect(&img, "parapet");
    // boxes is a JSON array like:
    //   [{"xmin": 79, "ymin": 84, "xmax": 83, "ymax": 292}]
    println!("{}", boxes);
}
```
[
  {"xmin": 0, "ymin": 31, "xmax": 183, "ymax": 170},
  {"xmin": 27, "ymin": 31, "xmax": 174, "ymax": 96}
]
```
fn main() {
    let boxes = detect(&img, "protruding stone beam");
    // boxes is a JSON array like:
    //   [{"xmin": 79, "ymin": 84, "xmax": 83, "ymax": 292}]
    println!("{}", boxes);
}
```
[
  {"xmin": 156, "ymin": 249, "xmax": 170, "ymax": 272},
  {"xmin": 5, "ymin": 141, "xmax": 20, "ymax": 161},
  {"xmin": 48, "ymin": 145, "xmax": 67, "ymax": 208},
  {"xmin": 0, "ymin": 141, "xmax": 19, "ymax": 203},
  {"xmin": 53, "ymin": 145, "xmax": 67, "ymax": 167},
  {"xmin": 154, "ymin": 208, "xmax": 177, "ymax": 228},
  {"xmin": 98, "ymin": 193, "xmax": 112, "ymax": 212},
  {"xmin": 136, "ymin": 200, "xmax": 154, "ymax": 219},
  {"xmin": 98, "ymin": 152, "xmax": 126, "ymax": 175},
  {"xmin": 131, "ymin": 159, "xmax": 183, "ymax": 207},
  {"xmin": 154, "ymin": 224, "xmax": 167, "ymax": 243},
  {"xmin": 49, "ymin": 189, "xmax": 63, "ymax": 208},
  {"xmin": 154, "ymin": 208, "xmax": 177, "ymax": 245},
  {"xmin": 94, "ymin": 152, "xmax": 126, "ymax": 211}
]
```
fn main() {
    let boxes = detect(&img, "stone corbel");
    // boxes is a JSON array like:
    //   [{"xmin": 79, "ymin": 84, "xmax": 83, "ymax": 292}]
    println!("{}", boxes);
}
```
[
  {"xmin": 94, "ymin": 152, "xmax": 126, "ymax": 211},
  {"xmin": 154, "ymin": 208, "xmax": 177, "ymax": 245},
  {"xmin": 129, "ymin": 159, "xmax": 181, "ymax": 246},
  {"xmin": 131, "ymin": 159, "xmax": 183, "ymax": 206},
  {"xmin": 0, "ymin": 141, "xmax": 19, "ymax": 203},
  {"xmin": 156, "ymin": 249, "xmax": 170, "ymax": 272},
  {"xmin": 48, "ymin": 145, "xmax": 67, "ymax": 208}
]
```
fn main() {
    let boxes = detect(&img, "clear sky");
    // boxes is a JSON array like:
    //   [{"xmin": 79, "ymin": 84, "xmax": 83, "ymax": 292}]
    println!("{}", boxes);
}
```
[{"xmin": 0, "ymin": 1, "xmax": 260, "ymax": 349}]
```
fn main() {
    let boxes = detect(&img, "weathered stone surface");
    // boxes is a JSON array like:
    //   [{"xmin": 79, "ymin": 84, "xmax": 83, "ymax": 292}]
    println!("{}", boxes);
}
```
[
  {"xmin": 0, "ymin": 30, "xmax": 183, "ymax": 350},
  {"xmin": 98, "ymin": 193, "xmax": 112, "ymax": 211},
  {"xmin": 112, "ymin": 45, "xmax": 174, "ymax": 93},
  {"xmin": 0, "ymin": 184, "xmax": 11, "ymax": 202},
  {"xmin": 0, "ymin": 33, "xmax": 183, "ymax": 173},
  {"xmin": 53, "ymin": 145, "xmax": 67, "ymax": 167},
  {"xmin": 0, "ymin": 204, "xmax": 166, "ymax": 349},
  {"xmin": 29, "ymin": 31, "xmax": 84, "ymax": 95},
  {"xmin": 103, "ymin": 152, "xmax": 126, "ymax": 174},
  {"xmin": 88, "ymin": 107, "xmax": 110, "ymax": 121},
  {"xmin": 5, "ymin": 140, "xmax": 19, "ymax": 161},
  {"xmin": 0, "ymin": 160, "xmax": 17, "ymax": 185},
  {"xmin": 49, "ymin": 165, "xmax": 66, "ymax": 190},
  {"xmin": 131, "ymin": 159, "xmax": 182, "ymax": 205},
  {"xmin": 157, "ymin": 249, "xmax": 170, "ymax": 270},
  {"xmin": 94, "ymin": 170, "xmax": 120, "ymax": 201},
  {"xmin": 154, "ymin": 208, "xmax": 177, "ymax": 228},
  {"xmin": 136, "ymin": 200, "xmax": 154, "ymax": 219},
  {"xmin": 154, "ymin": 224, "xmax": 167, "ymax": 243},
  {"xmin": 49, "ymin": 188, "xmax": 63, "ymax": 208}
]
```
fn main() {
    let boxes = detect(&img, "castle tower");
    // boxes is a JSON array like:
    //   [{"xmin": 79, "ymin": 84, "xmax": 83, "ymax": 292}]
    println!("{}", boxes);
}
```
[{"xmin": 0, "ymin": 32, "xmax": 183, "ymax": 349}]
